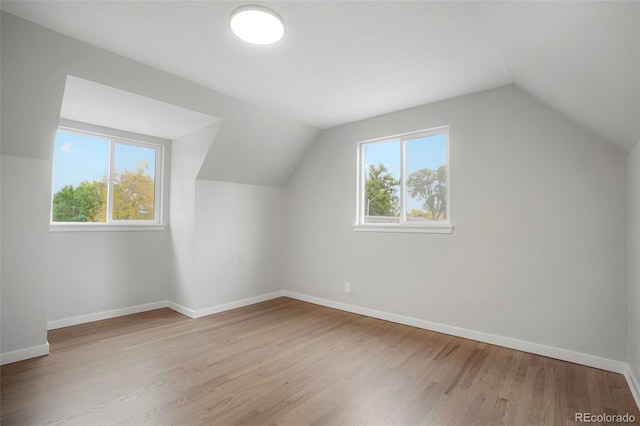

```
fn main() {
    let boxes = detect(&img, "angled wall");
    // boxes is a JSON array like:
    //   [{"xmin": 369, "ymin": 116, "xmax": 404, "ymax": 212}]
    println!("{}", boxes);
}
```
[
  {"xmin": 169, "ymin": 123, "xmax": 218, "ymax": 311},
  {"xmin": 170, "ymin": 124, "xmax": 287, "ymax": 316},
  {"xmin": 285, "ymin": 85, "xmax": 628, "ymax": 366},
  {"xmin": 0, "ymin": 12, "xmax": 317, "ymax": 362}
]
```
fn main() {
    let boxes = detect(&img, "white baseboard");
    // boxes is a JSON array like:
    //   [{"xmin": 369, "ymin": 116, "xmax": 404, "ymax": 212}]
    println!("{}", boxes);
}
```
[
  {"xmin": 47, "ymin": 301, "xmax": 169, "ymax": 330},
  {"xmin": 7, "ymin": 293, "xmax": 284, "ymax": 364},
  {"xmin": 283, "ymin": 291, "xmax": 628, "ymax": 375},
  {"xmin": 168, "ymin": 291, "xmax": 285, "ymax": 319},
  {"xmin": 44, "ymin": 291, "xmax": 284, "ymax": 335},
  {"xmin": 1, "ymin": 342, "xmax": 50, "ymax": 366},
  {"xmin": 625, "ymin": 367, "xmax": 640, "ymax": 410},
  {"xmin": 193, "ymin": 291, "xmax": 284, "ymax": 318},
  {"xmin": 167, "ymin": 301, "xmax": 196, "ymax": 318},
  {"xmin": 14, "ymin": 289, "xmax": 638, "ymax": 410}
]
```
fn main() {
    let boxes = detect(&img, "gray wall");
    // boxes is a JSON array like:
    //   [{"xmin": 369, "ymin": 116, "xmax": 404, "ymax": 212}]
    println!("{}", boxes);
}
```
[
  {"xmin": 48, "ymin": 231, "xmax": 170, "ymax": 322},
  {"xmin": 628, "ymin": 143, "xmax": 640, "ymax": 384},
  {"xmin": 194, "ymin": 181, "xmax": 286, "ymax": 309},
  {"xmin": 285, "ymin": 85, "xmax": 628, "ymax": 361},
  {"xmin": 1, "ymin": 156, "xmax": 50, "ymax": 355}
]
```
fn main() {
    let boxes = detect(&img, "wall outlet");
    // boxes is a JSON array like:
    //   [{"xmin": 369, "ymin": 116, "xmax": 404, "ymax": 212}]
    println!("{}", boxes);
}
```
[{"xmin": 344, "ymin": 282, "xmax": 351, "ymax": 293}]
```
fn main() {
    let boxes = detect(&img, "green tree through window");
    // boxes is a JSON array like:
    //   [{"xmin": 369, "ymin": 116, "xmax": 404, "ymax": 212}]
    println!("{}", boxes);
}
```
[
  {"xmin": 52, "ymin": 161, "xmax": 155, "ymax": 222},
  {"xmin": 51, "ymin": 127, "xmax": 161, "ymax": 224},
  {"xmin": 357, "ymin": 126, "xmax": 450, "ymax": 231},
  {"xmin": 365, "ymin": 164, "xmax": 400, "ymax": 217}
]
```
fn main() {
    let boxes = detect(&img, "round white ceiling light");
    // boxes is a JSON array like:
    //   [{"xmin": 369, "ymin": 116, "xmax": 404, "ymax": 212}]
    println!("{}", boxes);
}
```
[{"xmin": 230, "ymin": 5, "xmax": 285, "ymax": 45}]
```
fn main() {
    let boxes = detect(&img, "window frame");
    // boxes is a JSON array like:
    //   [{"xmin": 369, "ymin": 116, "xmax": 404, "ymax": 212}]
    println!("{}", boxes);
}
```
[
  {"xmin": 50, "ymin": 121, "xmax": 167, "ymax": 232},
  {"xmin": 354, "ymin": 125, "xmax": 453, "ymax": 234}
]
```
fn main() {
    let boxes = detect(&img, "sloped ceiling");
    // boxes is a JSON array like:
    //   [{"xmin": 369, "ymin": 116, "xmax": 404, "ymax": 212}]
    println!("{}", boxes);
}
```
[
  {"xmin": 61, "ymin": 75, "xmax": 219, "ymax": 140},
  {"xmin": 0, "ymin": 13, "xmax": 320, "ymax": 187},
  {"xmin": 59, "ymin": 75, "xmax": 318, "ymax": 186},
  {"xmin": 479, "ymin": 1, "xmax": 639, "ymax": 151},
  {"xmin": 1, "ymin": 1, "xmax": 638, "ymax": 151}
]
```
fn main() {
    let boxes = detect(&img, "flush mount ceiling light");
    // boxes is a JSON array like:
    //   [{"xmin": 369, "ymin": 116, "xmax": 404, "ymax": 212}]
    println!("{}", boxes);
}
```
[{"xmin": 230, "ymin": 5, "xmax": 285, "ymax": 45}]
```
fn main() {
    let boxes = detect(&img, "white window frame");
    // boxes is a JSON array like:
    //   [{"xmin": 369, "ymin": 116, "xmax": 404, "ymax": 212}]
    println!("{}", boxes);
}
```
[
  {"xmin": 354, "ymin": 125, "xmax": 453, "ymax": 234},
  {"xmin": 50, "ymin": 121, "xmax": 167, "ymax": 232}
]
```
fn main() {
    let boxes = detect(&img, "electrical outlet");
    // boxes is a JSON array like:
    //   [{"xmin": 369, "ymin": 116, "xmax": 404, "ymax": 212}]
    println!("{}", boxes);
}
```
[{"xmin": 344, "ymin": 282, "xmax": 351, "ymax": 293}]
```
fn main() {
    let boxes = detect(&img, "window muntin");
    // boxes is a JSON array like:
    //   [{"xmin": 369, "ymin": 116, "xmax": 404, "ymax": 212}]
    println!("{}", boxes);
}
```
[
  {"xmin": 51, "ymin": 127, "xmax": 163, "ymax": 225},
  {"xmin": 356, "ymin": 126, "xmax": 450, "ymax": 231}
]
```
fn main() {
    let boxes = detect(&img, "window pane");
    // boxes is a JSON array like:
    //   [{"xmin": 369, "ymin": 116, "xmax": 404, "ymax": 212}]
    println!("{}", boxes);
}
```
[
  {"xmin": 52, "ymin": 130, "xmax": 109, "ymax": 222},
  {"xmin": 113, "ymin": 143, "xmax": 156, "ymax": 220},
  {"xmin": 405, "ymin": 133, "xmax": 447, "ymax": 222},
  {"xmin": 363, "ymin": 140, "xmax": 400, "ymax": 224}
]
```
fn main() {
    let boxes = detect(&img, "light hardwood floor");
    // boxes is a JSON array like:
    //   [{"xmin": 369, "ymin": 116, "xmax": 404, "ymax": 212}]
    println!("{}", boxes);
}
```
[{"xmin": 1, "ymin": 297, "xmax": 638, "ymax": 425}]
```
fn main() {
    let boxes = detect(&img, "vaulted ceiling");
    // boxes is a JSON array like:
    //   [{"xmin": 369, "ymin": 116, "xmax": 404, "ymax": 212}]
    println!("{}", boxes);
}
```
[{"xmin": 2, "ymin": 1, "xmax": 638, "ymax": 151}]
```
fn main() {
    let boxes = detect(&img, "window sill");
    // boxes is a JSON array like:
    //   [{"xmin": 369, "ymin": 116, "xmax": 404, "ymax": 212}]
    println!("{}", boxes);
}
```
[
  {"xmin": 50, "ymin": 224, "xmax": 168, "ymax": 232},
  {"xmin": 353, "ymin": 223, "xmax": 453, "ymax": 234}
]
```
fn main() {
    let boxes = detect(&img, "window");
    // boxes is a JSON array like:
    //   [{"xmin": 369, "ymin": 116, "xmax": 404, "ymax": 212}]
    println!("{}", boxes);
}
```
[
  {"xmin": 355, "ymin": 126, "xmax": 452, "ymax": 233},
  {"xmin": 51, "ymin": 125, "xmax": 165, "ymax": 229}
]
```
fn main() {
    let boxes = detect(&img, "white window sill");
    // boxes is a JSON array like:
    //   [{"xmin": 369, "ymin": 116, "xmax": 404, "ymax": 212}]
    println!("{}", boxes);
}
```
[
  {"xmin": 353, "ymin": 223, "xmax": 453, "ymax": 234},
  {"xmin": 50, "ymin": 224, "xmax": 168, "ymax": 232}
]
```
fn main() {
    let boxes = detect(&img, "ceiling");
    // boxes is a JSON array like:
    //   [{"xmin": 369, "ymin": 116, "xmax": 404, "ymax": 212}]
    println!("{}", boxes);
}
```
[
  {"xmin": 61, "ymin": 76, "xmax": 219, "ymax": 140},
  {"xmin": 2, "ymin": 1, "xmax": 638, "ymax": 151}
]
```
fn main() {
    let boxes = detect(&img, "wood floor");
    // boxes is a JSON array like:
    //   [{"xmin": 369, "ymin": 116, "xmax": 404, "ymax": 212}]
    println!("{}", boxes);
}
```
[{"xmin": 1, "ymin": 297, "xmax": 638, "ymax": 425}]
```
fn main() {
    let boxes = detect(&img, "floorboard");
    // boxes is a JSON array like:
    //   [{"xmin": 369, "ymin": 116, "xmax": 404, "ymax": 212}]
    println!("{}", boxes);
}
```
[{"xmin": 1, "ymin": 297, "xmax": 638, "ymax": 425}]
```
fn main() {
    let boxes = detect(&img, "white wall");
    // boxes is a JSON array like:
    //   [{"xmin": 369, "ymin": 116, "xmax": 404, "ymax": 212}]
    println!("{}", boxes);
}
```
[
  {"xmin": 194, "ymin": 181, "xmax": 286, "ymax": 310},
  {"xmin": 628, "ymin": 143, "xmax": 640, "ymax": 388},
  {"xmin": 169, "ymin": 125, "xmax": 285, "ymax": 314},
  {"xmin": 1, "ymin": 156, "xmax": 50, "ymax": 357},
  {"xmin": 285, "ymin": 85, "xmax": 628, "ymax": 362},
  {"xmin": 169, "ymin": 124, "xmax": 217, "ymax": 310},
  {"xmin": 47, "ymin": 231, "xmax": 170, "ymax": 324}
]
